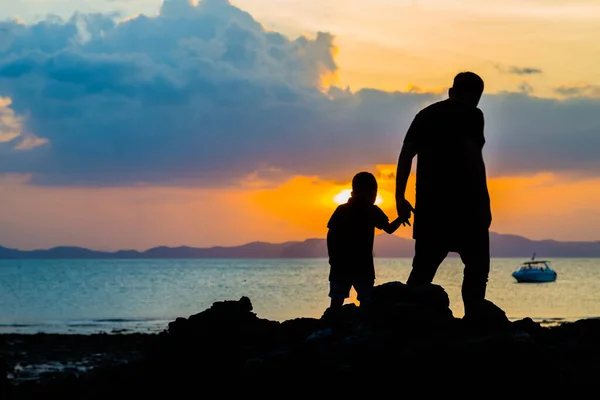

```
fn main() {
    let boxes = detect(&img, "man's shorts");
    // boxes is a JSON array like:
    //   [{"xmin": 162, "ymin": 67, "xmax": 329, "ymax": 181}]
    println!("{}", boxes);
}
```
[{"xmin": 329, "ymin": 280, "xmax": 374, "ymax": 302}]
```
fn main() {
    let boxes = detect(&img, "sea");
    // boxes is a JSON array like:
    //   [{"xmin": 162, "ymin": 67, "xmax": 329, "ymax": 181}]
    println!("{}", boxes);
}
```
[{"xmin": 1, "ymin": 258, "xmax": 599, "ymax": 335}]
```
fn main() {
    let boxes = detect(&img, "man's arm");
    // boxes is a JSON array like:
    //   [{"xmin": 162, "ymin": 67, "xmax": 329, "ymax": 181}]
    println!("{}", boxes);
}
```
[
  {"xmin": 464, "ymin": 108, "xmax": 486, "ymax": 164},
  {"xmin": 395, "ymin": 113, "xmax": 421, "ymax": 220},
  {"xmin": 395, "ymin": 141, "xmax": 417, "ymax": 203}
]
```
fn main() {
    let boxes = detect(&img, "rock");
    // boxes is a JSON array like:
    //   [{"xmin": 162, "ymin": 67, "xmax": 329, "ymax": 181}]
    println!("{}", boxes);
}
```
[
  {"xmin": 548, "ymin": 318, "xmax": 600, "ymax": 345},
  {"xmin": 369, "ymin": 281, "xmax": 450, "ymax": 310},
  {"xmin": 305, "ymin": 328, "xmax": 335, "ymax": 343},
  {"xmin": 166, "ymin": 317, "xmax": 189, "ymax": 336},
  {"xmin": 167, "ymin": 296, "xmax": 280, "ymax": 346},
  {"xmin": 0, "ymin": 358, "xmax": 11, "ymax": 399},
  {"xmin": 512, "ymin": 317, "xmax": 545, "ymax": 342},
  {"xmin": 279, "ymin": 318, "xmax": 323, "ymax": 343},
  {"xmin": 8, "ymin": 287, "xmax": 600, "ymax": 398},
  {"xmin": 405, "ymin": 283, "xmax": 451, "ymax": 310},
  {"xmin": 361, "ymin": 282, "xmax": 455, "ymax": 341},
  {"xmin": 320, "ymin": 304, "xmax": 360, "ymax": 325},
  {"xmin": 369, "ymin": 281, "xmax": 410, "ymax": 303},
  {"xmin": 462, "ymin": 299, "xmax": 512, "ymax": 334}
]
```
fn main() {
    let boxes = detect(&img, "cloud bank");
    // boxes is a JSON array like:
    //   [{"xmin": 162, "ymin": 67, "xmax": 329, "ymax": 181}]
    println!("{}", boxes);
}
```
[
  {"xmin": 507, "ymin": 66, "xmax": 543, "ymax": 75},
  {"xmin": 0, "ymin": 0, "xmax": 598, "ymax": 186}
]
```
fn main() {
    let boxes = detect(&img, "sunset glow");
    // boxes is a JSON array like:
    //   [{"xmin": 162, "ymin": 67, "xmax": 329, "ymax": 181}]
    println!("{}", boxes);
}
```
[
  {"xmin": 0, "ymin": 0, "xmax": 598, "ymax": 251},
  {"xmin": 332, "ymin": 189, "xmax": 384, "ymax": 205}
]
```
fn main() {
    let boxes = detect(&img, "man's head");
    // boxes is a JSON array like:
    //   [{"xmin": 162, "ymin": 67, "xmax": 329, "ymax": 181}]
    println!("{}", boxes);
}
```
[
  {"xmin": 448, "ymin": 71, "xmax": 484, "ymax": 107},
  {"xmin": 351, "ymin": 172, "xmax": 378, "ymax": 204}
]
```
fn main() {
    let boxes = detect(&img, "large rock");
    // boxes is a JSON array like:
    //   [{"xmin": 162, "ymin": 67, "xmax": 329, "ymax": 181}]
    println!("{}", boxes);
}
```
[
  {"xmin": 462, "ymin": 299, "xmax": 512, "ymax": 335},
  {"xmin": 148, "ymin": 296, "xmax": 283, "ymax": 387},
  {"xmin": 167, "ymin": 296, "xmax": 280, "ymax": 346},
  {"xmin": 361, "ymin": 281, "xmax": 455, "ymax": 340},
  {"xmin": 369, "ymin": 281, "xmax": 451, "ymax": 309}
]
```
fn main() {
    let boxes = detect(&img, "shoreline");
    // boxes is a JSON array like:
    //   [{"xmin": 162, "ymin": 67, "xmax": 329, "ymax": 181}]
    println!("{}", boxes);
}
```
[
  {"xmin": 0, "ymin": 315, "xmax": 591, "ymax": 384},
  {"xmin": 3, "ymin": 282, "xmax": 600, "ymax": 397},
  {"xmin": 1, "ymin": 319, "xmax": 597, "ymax": 385},
  {"xmin": 0, "ymin": 313, "xmax": 581, "ymax": 335},
  {"xmin": 0, "ymin": 320, "xmax": 170, "ymax": 336},
  {"xmin": 0, "ymin": 333, "xmax": 156, "ymax": 384}
]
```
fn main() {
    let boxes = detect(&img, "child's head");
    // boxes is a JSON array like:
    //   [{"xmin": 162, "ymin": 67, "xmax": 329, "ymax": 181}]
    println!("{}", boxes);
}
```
[{"xmin": 351, "ymin": 172, "xmax": 378, "ymax": 203}]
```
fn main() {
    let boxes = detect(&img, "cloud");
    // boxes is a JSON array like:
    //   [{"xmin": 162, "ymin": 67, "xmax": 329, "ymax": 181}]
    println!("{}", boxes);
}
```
[
  {"xmin": 0, "ymin": 0, "xmax": 598, "ymax": 187},
  {"xmin": 518, "ymin": 82, "xmax": 534, "ymax": 94},
  {"xmin": 507, "ymin": 66, "xmax": 542, "ymax": 75},
  {"xmin": 494, "ymin": 64, "xmax": 543, "ymax": 75},
  {"xmin": 479, "ymin": 92, "xmax": 600, "ymax": 177},
  {"xmin": 555, "ymin": 83, "xmax": 600, "ymax": 98},
  {"xmin": 0, "ymin": 97, "xmax": 22, "ymax": 143},
  {"xmin": 0, "ymin": 96, "xmax": 48, "ymax": 150}
]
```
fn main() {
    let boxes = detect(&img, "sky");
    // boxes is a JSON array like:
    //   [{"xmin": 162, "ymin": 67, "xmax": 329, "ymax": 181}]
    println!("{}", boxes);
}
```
[{"xmin": 0, "ymin": 0, "xmax": 599, "ymax": 251}]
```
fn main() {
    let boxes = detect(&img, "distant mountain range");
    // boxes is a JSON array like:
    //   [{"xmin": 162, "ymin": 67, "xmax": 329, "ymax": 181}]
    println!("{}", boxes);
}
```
[{"xmin": 1, "ymin": 232, "xmax": 600, "ymax": 259}]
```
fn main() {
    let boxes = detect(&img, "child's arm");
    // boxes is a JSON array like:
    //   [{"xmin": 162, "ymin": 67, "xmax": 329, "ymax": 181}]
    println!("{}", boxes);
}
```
[
  {"xmin": 380, "ymin": 216, "xmax": 409, "ymax": 234},
  {"xmin": 373, "ymin": 206, "xmax": 410, "ymax": 234}
]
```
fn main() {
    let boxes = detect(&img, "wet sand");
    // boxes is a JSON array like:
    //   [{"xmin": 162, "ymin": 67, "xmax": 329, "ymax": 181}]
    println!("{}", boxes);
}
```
[{"xmin": 0, "ymin": 333, "xmax": 157, "ymax": 384}]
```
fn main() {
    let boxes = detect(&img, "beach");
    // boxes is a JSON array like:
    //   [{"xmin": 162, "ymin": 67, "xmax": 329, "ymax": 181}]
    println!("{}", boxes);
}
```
[
  {"xmin": 0, "ymin": 333, "xmax": 153, "ymax": 384},
  {"xmin": 2, "ymin": 258, "xmax": 600, "ymax": 397},
  {"xmin": 3, "ymin": 283, "xmax": 600, "ymax": 399}
]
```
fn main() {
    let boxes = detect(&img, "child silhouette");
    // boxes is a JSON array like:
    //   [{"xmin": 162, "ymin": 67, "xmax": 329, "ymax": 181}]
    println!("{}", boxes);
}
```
[{"xmin": 326, "ymin": 171, "xmax": 411, "ymax": 308}]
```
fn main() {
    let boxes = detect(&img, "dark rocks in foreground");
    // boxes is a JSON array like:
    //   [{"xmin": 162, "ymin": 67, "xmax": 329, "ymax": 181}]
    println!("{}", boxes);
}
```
[
  {"xmin": 0, "ymin": 333, "xmax": 153, "ymax": 384},
  {"xmin": 3, "ymin": 281, "xmax": 600, "ymax": 398}
]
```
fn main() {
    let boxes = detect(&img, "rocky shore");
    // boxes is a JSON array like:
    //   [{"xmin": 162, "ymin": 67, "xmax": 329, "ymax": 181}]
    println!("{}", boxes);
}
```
[{"xmin": 2, "ymin": 281, "xmax": 600, "ymax": 398}]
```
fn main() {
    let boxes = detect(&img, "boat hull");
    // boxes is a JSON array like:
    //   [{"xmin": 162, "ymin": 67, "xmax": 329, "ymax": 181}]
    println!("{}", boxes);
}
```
[{"xmin": 512, "ymin": 270, "xmax": 557, "ymax": 283}]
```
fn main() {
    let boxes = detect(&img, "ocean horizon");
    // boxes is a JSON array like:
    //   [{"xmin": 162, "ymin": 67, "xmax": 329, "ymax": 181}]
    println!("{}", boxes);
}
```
[{"xmin": 1, "ymin": 257, "xmax": 599, "ymax": 335}]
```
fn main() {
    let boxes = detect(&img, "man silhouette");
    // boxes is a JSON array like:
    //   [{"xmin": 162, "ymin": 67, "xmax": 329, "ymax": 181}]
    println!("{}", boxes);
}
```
[{"xmin": 395, "ymin": 71, "xmax": 493, "ymax": 320}]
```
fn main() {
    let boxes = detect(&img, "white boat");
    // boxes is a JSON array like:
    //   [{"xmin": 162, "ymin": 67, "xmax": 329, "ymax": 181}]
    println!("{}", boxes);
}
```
[{"xmin": 512, "ymin": 254, "xmax": 557, "ymax": 283}]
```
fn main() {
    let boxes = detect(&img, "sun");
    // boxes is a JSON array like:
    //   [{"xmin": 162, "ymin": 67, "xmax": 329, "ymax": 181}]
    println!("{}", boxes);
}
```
[{"xmin": 333, "ymin": 189, "xmax": 383, "ymax": 205}]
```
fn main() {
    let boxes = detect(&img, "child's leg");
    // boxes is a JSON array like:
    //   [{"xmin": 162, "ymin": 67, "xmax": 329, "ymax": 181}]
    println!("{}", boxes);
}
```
[{"xmin": 329, "ymin": 281, "xmax": 351, "ymax": 308}]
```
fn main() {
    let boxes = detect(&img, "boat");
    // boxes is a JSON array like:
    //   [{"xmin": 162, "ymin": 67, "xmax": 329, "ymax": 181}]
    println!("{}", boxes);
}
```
[{"xmin": 512, "ymin": 253, "xmax": 557, "ymax": 283}]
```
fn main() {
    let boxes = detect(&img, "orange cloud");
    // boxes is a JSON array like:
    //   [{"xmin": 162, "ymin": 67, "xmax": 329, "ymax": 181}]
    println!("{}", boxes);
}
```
[
  {"xmin": 0, "ymin": 97, "xmax": 48, "ymax": 150},
  {"xmin": 250, "ymin": 166, "xmax": 600, "ymax": 243},
  {"xmin": 2, "ymin": 166, "xmax": 600, "ymax": 252},
  {"xmin": 407, "ymin": 84, "xmax": 447, "ymax": 95},
  {"xmin": 14, "ymin": 135, "xmax": 49, "ymax": 150},
  {"xmin": 250, "ymin": 165, "xmax": 416, "ymax": 238},
  {"xmin": 252, "ymin": 176, "xmax": 334, "ymax": 233},
  {"xmin": 0, "ymin": 97, "xmax": 23, "ymax": 143}
]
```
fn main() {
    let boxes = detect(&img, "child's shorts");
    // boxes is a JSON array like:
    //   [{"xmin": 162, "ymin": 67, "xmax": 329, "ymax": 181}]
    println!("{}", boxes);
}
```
[{"xmin": 329, "ymin": 280, "xmax": 374, "ymax": 301}]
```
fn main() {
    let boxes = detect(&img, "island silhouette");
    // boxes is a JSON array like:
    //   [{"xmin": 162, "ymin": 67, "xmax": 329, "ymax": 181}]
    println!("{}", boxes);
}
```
[{"xmin": 1, "ymin": 231, "xmax": 600, "ymax": 259}]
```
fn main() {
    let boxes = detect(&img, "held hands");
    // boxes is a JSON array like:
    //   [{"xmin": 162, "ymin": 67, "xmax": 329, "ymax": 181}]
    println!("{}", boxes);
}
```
[{"xmin": 396, "ymin": 198, "xmax": 415, "ymax": 227}]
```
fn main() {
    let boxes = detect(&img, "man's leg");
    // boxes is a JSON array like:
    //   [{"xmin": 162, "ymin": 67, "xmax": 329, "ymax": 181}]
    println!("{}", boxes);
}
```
[
  {"xmin": 406, "ymin": 237, "xmax": 448, "ymax": 286},
  {"xmin": 457, "ymin": 229, "xmax": 490, "ymax": 316},
  {"xmin": 354, "ymin": 280, "xmax": 375, "ymax": 306}
]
